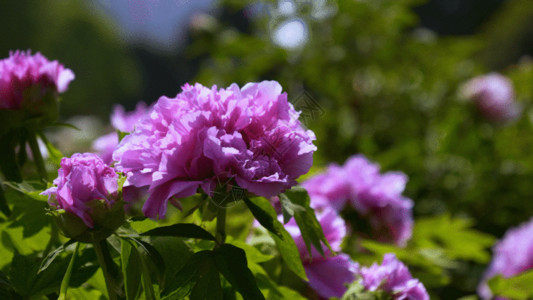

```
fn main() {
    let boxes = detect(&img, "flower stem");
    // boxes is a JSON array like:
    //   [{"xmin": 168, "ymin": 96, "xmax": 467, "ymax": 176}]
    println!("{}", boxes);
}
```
[
  {"xmin": 27, "ymin": 133, "xmax": 47, "ymax": 182},
  {"xmin": 92, "ymin": 237, "xmax": 119, "ymax": 300},
  {"xmin": 215, "ymin": 207, "xmax": 227, "ymax": 247}
]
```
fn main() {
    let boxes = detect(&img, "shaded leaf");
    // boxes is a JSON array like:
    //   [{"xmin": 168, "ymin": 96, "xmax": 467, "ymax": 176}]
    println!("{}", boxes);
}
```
[
  {"xmin": 244, "ymin": 197, "xmax": 307, "ymax": 280},
  {"xmin": 121, "ymin": 239, "xmax": 143, "ymax": 300},
  {"xmin": 243, "ymin": 197, "xmax": 282, "ymax": 238},
  {"xmin": 283, "ymin": 187, "xmax": 331, "ymax": 257},
  {"xmin": 141, "ymin": 223, "xmax": 215, "ymax": 241},
  {"xmin": 162, "ymin": 250, "xmax": 214, "ymax": 299},
  {"xmin": 214, "ymin": 244, "xmax": 264, "ymax": 300}
]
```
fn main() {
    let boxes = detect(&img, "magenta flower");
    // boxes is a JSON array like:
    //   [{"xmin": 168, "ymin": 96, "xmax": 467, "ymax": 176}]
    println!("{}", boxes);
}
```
[
  {"xmin": 478, "ymin": 218, "xmax": 533, "ymax": 299},
  {"xmin": 0, "ymin": 50, "xmax": 74, "ymax": 110},
  {"xmin": 41, "ymin": 153, "xmax": 118, "ymax": 228},
  {"xmin": 359, "ymin": 253, "xmax": 429, "ymax": 300},
  {"xmin": 285, "ymin": 208, "xmax": 358, "ymax": 298},
  {"xmin": 303, "ymin": 155, "xmax": 413, "ymax": 246},
  {"xmin": 462, "ymin": 73, "xmax": 520, "ymax": 122},
  {"xmin": 301, "ymin": 164, "xmax": 352, "ymax": 211},
  {"xmin": 93, "ymin": 102, "xmax": 150, "ymax": 164},
  {"xmin": 113, "ymin": 81, "xmax": 316, "ymax": 219}
]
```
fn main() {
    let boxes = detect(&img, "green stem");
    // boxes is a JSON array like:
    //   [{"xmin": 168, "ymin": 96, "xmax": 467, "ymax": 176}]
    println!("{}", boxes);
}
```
[
  {"xmin": 215, "ymin": 207, "xmax": 227, "ymax": 247},
  {"xmin": 92, "ymin": 237, "xmax": 118, "ymax": 300},
  {"xmin": 27, "ymin": 133, "xmax": 47, "ymax": 182},
  {"xmin": 58, "ymin": 242, "xmax": 80, "ymax": 300}
]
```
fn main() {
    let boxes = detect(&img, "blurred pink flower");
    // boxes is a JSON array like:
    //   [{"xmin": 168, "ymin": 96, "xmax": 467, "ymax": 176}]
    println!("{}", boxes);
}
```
[
  {"xmin": 302, "ymin": 155, "xmax": 413, "ymax": 246},
  {"xmin": 113, "ymin": 81, "xmax": 316, "ymax": 219},
  {"xmin": 0, "ymin": 50, "xmax": 74, "ymax": 110},
  {"xmin": 462, "ymin": 73, "xmax": 520, "ymax": 122},
  {"xmin": 359, "ymin": 253, "xmax": 429, "ymax": 300},
  {"xmin": 41, "ymin": 153, "xmax": 118, "ymax": 228},
  {"xmin": 478, "ymin": 217, "xmax": 533, "ymax": 299}
]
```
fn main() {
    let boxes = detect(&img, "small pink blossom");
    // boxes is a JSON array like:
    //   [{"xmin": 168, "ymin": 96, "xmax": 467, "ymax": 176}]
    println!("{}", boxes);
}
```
[{"xmin": 41, "ymin": 153, "xmax": 118, "ymax": 228}]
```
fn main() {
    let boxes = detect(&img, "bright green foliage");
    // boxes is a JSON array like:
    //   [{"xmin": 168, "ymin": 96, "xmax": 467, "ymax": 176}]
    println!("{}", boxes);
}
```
[{"xmin": 488, "ymin": 269, "xmax": 533, "ymax": 299}]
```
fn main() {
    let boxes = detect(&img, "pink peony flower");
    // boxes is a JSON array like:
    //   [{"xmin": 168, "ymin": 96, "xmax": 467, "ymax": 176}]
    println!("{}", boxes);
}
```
[
  {"xmin": 285, "ymin": 208, "xmax": 358, "ymax": 298},
  {"xmin": 462, "ymin": 73, "xmax": 520, "ymax": 122},
  {"xmin": 302, "ymin": 155, "xmax": 413, "ymax": 246},
  {"xmin": 113, "ymin": 81, "xmax": 316, "ymax": 219},
  {"xmin": 93, "ymin": 102, "xmax": 150, "ymax": 164},
  {"xmin": 478, "ymin": 218, "xmax": 533, "ymax": 299},
  {"xmin": 41, "ymin": 153, "xmax": 118, "ymax": 228},
  {"xmin": 359, "ymin": 253, "xmax": 429, "ymax": 300},
  {"xmin": 0, "ymin": 50, "xmax": 74, "ymax": 110}
]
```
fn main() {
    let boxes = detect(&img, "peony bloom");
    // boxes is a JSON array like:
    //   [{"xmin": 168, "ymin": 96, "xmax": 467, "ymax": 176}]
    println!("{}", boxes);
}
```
[
  {"xmin": 0, "ymin": 50, "xmax": 74, "ymax": 110},
  {"xmin": 285, "ymin": 208, "xmax": 358, "ymax": 298},
  {"xmin": 41, "ymin": 153, "xmax": 119, "ymax": 228},
  {"xmin": 113, "ymin": 81, "xmax": 316, "ymax": 219},
  {"xmin": 93, "ymin": 102, "xmax": 150, "ymax": 164},
  {"xmin": 359, "ymin": 253, "xmax": 429, "ymax": 300},
  {"xmin": 462, "ymin": 73, "xmax": 520, "ymax": 122},
  {"xmin": 478, "ymin": 218, "xmax": 533, "ymax": 299},
  {"xmin": 303, "ymin": 155, "xmax": 413, "ymax": 246}
]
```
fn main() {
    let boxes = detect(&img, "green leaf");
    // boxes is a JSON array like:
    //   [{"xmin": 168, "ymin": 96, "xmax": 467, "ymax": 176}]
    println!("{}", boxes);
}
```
[
  {"xmin": 38, "ymin": 131, "xmax": 63, "ymax": 167},
  {"xmin": 228, "ymin": 240, "xmax": 273, "ymax": 263},
  {"xmin": 121, "ymin": 239, "xmax": 143, "ymax": 300},
  {"xmin": 342, "ymin": 281, "xmax": 393, "ymax": 300},
  {"xmin": 161, "ymin": 250, "xmax": 215, "ymax": 299},
  {"xmin": 58, "ymin": 242, "xmax": 80, "ymax": 300},
  {"xmin": 243, "ymin": 197, "xmax": 282, "ymax": 238},
  {"xmin": 9, "ymin": 252, "xmax": 39, "ymax": 297},
  {"xmin": 413, "ymin": 214, "xmax": 495, "ymax": 263},
  {"xmin": 140, "ymin": 223, "xmax": 215, "ymax": 241},
  {"xmin": 130, "ymin": 238, "xmax": 166, "ymax": 289},
  {"xmin": 214, "ymin": 244, "xmax": 264, "ymax": 300},
  {"xmin": 189, "ymin": 259, "xmax": 222, "ymax": 300},
  {"xmin": 0, "ymin": 185, "xmax": 11, "ymax": 217},
  {"xmin": 283, "ymin": 187, "xmax": 332, "ymax": 257},
  {"xmin": 244, "ymin": 197, "xmax": 307, "ymax": 280},
  {"xmin": 278, "ymin": 193, "xmax": 295, "ymax": 224},
  {"xmin": 139, "ymin": 248, "xmax": 157, "ymax": 300},
  {"xmin": 117, "ymin": 130, "xmax": 129, "ymax": 142},
  {"xmin": 49, "ymin": 122, "xmax": 80, "ymax": 131},
  {"xmin": 488, "ymin": 270, "xmax": 533, "ymax": 299},
  {"xmin": 0, "ymin": 270, "xmax": 18, "ymax": 299},
  {"xmin": 38, "ymin": 239, "xmax": 75, "ymax": 273},
  {"xmin": 248, "ymin": 262, "xmax": 305, "ymax": 300},
  {"xmin": 0, "ymin": 131, "xmax": 22, "ymax": 182}
]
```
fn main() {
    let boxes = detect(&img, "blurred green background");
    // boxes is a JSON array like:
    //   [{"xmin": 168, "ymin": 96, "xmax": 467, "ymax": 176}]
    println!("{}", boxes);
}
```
[{"xmin": 3, "ymin": 0, "xmax": 533, "ymax": 298}]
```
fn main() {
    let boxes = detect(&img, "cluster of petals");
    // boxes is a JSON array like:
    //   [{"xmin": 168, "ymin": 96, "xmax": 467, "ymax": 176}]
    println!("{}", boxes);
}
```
[
  {"xmin": 0, "ymin": 50, "xmax": 74, "ymax": 109},
  {"xmin": 302, "ymin": 155, "xmax": 413, "ymax": 246},
  {"xmin": 41, "ymin": 153, "xmax": 118, "ymax": 228},
  {"xmin": 478, "ymin": 217, "xmax": 533, "ymax": 299},
  {"xmin": 113, "ymin": 81, "xmax": 316, "ymax": 219},
  {"xmin": 462, "ymin": 73, "xmax": 520, "ymax": 122},
  {"xmin": 284, "ymin": 208, "xmax": 358, "ymax": 299},
  {"xmin": 359, "ymin": 253, "xmax": 429, "ymax": 300},
  {"xmin": 93, "ymin": 102, "xmax": 150, "ymax": 164}
]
